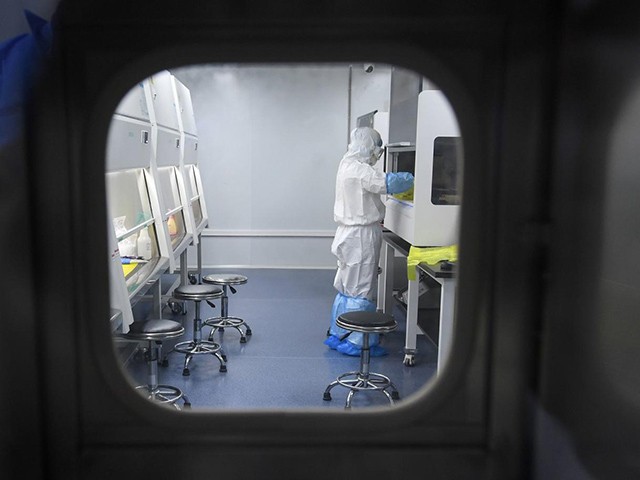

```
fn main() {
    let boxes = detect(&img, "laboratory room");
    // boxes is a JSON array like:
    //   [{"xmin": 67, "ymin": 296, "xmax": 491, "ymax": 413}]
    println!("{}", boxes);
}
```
[{"xmin": 108, "ymin": 63, "xmax": 462, "ymax": 410}]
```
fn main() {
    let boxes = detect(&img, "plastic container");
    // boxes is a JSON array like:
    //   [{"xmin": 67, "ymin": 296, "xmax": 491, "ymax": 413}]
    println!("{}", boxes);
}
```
[{"xmin": 137, "ymin": 228, "xmax": 152, "ymax": 260}]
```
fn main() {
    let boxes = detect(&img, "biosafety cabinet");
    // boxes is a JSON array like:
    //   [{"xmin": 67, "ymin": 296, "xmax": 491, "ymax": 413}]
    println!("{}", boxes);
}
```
[
  {"xmin": 146, "ymin": 70, "xmax": 193, "ymax": 273},
  {"xmin": 172, "ymin": 76, "xmax": 208, "ymax": 282},
  {"xmin": 384, "ymin": 90, "xmax": 462, "ymax": 247},
  {"xmin": 173, "ymin": 77, "xmax": 208, "ymax": 236},
  {"xmin": 106, "ymin": 81, "xmax": 169, "ymax": 332}
]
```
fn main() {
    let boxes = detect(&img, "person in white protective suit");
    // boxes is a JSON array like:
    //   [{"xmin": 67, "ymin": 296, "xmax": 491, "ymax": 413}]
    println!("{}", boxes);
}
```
[{"xmin": 325, "ymin": 127, "xmax": 414, "ymax": 356}]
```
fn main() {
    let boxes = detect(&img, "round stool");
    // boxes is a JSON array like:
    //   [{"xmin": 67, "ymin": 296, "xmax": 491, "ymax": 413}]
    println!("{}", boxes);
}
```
[
  {"xmin": 171, "ymin": 284, "xmax": 227, "ymax": 376},
  {"xmin": 202, "ymin": 273, "xmax": 252, "ymax": 343},
  {"xmin": 120, "ymin": 319, "xmax": 190, "ymax": 410},
  {"xmin": 323, "ymin": 311, "xmax": 400, "ymax": 408}
]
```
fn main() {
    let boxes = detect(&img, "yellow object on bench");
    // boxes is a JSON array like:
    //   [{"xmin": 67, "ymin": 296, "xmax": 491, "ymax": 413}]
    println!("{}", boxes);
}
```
[
  {"xmin": 407, "ymin": 245, "xmax": 458, "ymax": 280},
  {"xmin": 121, "ymin": 264, "xmax": 137, "ymax": 277}
]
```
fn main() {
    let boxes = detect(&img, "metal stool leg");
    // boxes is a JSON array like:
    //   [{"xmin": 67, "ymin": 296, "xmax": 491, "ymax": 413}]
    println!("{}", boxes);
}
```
[
  {"xmin": 206, "ymin": 284, "xmax": 251, "ymax": 343},
  {"xmin": 174, "ymin": 299, "xmax": 227, "ymax": 376},
  {"xmin": 136, "ymin": 340, "xmax": 188, "ymax": 409},
  {"xmin": 323, "ymin": 332, "xmax": 399, "ymax": 408}
]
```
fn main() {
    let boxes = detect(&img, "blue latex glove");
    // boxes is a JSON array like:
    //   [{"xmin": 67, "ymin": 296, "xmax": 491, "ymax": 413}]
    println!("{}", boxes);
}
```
[{"xmin": 386, "ymin": 172, "xmax": 414, "ymax": 194}]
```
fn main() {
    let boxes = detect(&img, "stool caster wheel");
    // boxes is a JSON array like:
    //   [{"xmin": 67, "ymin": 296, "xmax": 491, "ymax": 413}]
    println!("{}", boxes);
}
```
[
  {"xmin": 182, "ymin": 368, "xmax": 190, "ymax": 376},
  {"xmin": 391, "ymin": 391, "xmax": 400, "ymax": 400},
  {"xmin": 219, "ymin": 365, "xmax": 227, "ymax": 373},
  {"xmin": 219, "ymin": 327, "xmax": 225, "ymax": 333},
  {"xmin": 403, "ymin": 353, "xmax": 416, "ymax": 367},
  {"xmin": 246, "ymin": 328, "xmax": 252, "ymax": 336},
  {"xmin": 188, "ymin": 274, "xmax": 198, "ymax": 285},
  {"xmin": 168, "ymin": 300, "xmax": 183, "ymax": 315},
  {"xmin": 183, "ymin": 402, "xmax": 192, "ymax": 410},
  {"xmin": 240, "ymin": 336, "xmax": 247, "ymax": 344},
  {"xmin": 323, "ymin": 392, "xmax": 332, "ymax": 401}
]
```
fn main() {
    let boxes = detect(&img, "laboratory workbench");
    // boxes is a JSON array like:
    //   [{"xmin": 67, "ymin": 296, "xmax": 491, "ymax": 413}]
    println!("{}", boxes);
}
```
[{"xmin": 378, "ymin": 231, "xmax": 457, "ymax": 371}]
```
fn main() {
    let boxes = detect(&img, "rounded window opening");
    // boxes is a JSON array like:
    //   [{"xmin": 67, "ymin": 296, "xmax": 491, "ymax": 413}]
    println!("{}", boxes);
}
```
[{"xmin": 106, "ymin": 63, "xmax": 463, "ymax": 411}]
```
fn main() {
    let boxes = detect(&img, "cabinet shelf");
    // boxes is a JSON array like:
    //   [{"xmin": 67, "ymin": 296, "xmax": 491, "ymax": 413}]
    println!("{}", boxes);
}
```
[
  {"xmin": 115, "ymin": 217, "xmax": 155, "ymax": 243},
  {"xmin": 164, "ymin": 205, "xmax": 183, "ymax": 218}
]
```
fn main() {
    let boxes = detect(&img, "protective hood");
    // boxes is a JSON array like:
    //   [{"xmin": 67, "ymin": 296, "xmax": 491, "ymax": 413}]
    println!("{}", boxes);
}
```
[{"xmin": 344, "ymin": 127, "xmax": 383, "ymax": 166}]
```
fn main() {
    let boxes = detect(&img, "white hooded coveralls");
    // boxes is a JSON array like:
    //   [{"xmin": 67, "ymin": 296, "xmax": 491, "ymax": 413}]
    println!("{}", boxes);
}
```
[{"xmin": 331, "ymin": 127, "xmax": 387, "ymax": 301}]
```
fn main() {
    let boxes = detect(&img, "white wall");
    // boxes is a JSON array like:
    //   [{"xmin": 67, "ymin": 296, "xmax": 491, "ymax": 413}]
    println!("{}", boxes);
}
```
[
  {"xmin": 172, "ymin": 63, "xmax": 392, "ymax": 269},
  {"xmin": 349, "ymin": 63, "xmax": 393, "ymax": 133}
]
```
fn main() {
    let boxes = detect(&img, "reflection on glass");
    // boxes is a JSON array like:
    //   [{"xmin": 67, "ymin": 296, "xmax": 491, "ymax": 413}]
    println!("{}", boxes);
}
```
[
  {"xmin": 106, "ymin": 169, "xmax": 153, "ymax": 234},
  {"xmin": 167, "ymin": 213, "xmax": 186, "ymax": 248},
  {"xmin": 431, "ymin": 137, "xmax": 461, "ymax": 206},
  {"xmin": 388, "ymin": 148, "xmax": 416, "ymax": 202},
  {"xmin": 192, "ymin": 198, "xmax": 203, "ymax": 226},
  {"xmin": 158, "ymin": 166, "xmax": 182, "ymax": 212}
]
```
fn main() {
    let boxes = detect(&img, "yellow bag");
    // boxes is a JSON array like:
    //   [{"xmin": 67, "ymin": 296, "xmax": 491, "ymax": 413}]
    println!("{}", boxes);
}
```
[
  {"xmin": 406, "ymin": 245, "xmax": 458, "ymax": 280},
  {"xmin": 393, "ymin": 185, "xmax": 414, "ymax": 201}
]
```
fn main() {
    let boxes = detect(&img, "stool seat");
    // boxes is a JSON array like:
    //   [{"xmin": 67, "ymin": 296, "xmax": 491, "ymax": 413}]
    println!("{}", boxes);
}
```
[
  {"xmin": 172, "ymin": 284, "xmax": 223, "ymax": 301},
  {"xmin": 119, "ymin": 319, "xmax": 189, "ymax": 410},
  {"xmin": 202, "ymin": 272, "xmax": 252, "ymax": 344},
  {"xmin": 203, "ymin": 273, "xmax": 248, "ymax": 286},
  {"xmin": 126, "ymin": 319, "xmax": 184, "ymax": 341},
  {"xmin": 336, "ymin": 311, "xmax": 397, "ymax": 334}
]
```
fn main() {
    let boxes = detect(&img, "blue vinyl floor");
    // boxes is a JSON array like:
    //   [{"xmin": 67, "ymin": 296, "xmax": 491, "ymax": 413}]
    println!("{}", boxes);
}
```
[{"xmin": 123, "ymin": 268, "xmax": 437, "ymax": 410}]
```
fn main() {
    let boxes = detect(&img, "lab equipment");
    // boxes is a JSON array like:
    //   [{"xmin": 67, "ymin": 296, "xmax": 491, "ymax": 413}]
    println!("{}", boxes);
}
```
[
  {"xmin": 173, "ymin": 77, "xmax": 209, "ymax": 237},
  {"xmin": 384, "ymin": 90, "xmax": 462, "ymax": 247},
  {"xmin": 113, "ymin": 215, "xmax": 137, "ymax": 257},
  {"xmin": 136, "ymin": 228, "xmax": 152, "ymax": 260},
  {"xmin": 106, "ymin": 79, "xmax": 169, "ymax": 331},
  {"xmin": 146, "ymin": 70, "xmax": 192, "ymax": 273},
  {"xmin": 121, "ymin": 257, "xmax": 148, "ymax": 264}
]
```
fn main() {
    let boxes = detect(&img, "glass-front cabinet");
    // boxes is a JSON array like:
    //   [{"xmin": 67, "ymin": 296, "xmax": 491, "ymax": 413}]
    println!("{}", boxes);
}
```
[
  {"xmin": 106, "ymin": 79, "xmax": 170, "ymax": 332},
  {"xmin": 148, "ymin": 70, "xmax": 194, "ymax": 273},
  {"xmin": 156, "ymin": 165, "xmax": 188, "ymax": 250},
  {"xmin": 106, "ymin": 167, "xmax": 169, "ymax": 332},
  {"xmin": 174, "ymin": 76, "xmax": 208, "ymax": 237},
  {"xmin": 185, "ymin": 163, "xmax": 205, "ymax": 231}
]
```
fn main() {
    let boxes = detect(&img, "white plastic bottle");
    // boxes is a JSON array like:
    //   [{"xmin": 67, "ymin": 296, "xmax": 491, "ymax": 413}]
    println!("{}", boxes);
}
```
[{"xmin": 137, "ymin": 228, "xmax": 152, "ymax": 260}]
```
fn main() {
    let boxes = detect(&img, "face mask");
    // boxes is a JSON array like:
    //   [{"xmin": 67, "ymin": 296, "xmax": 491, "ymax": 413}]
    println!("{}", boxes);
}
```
[{"xmin": 366, "ymin": 145, "xmax": 384, "ymax": 165}]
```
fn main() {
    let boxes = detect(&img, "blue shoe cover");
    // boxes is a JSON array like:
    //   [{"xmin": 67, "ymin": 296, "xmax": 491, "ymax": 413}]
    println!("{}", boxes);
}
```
[
  {"xmin": 336, "ymin": 340, "xmax": 361, "ymax": 356},
  {"xmin": 324, "ymin": 335, "xmax": 342, "ymax": 350},
  {"xmin": 369, "ymin": 345, "xmax": 388, "ymax": 357}
]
